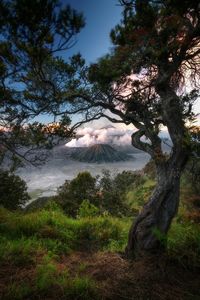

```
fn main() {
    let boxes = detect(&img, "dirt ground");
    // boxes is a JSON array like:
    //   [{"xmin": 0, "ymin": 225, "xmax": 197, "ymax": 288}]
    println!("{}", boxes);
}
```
[{"xmin": 1, "ymin": 251, "xmax": 200, "ymax": 300}]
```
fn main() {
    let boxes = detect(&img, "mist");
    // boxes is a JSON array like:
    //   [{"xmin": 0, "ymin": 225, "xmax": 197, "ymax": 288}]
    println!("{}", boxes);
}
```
[
  {"xmin": 16, "ymin": 126, "xmax": 173, "ymax": 200},
  {"xmin": 17, "ymin": 144, "xmax": 150, "ymax": 200}
]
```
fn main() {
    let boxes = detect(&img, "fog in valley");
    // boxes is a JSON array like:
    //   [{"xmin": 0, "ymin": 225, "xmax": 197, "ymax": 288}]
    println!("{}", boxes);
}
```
[
  {"xmin": 16, "ymin": 126, "xmax": 172, "ymax": 200},
  {"xmin": 16, "ymin": 144, "xmax": 150, "ymax": 200}
]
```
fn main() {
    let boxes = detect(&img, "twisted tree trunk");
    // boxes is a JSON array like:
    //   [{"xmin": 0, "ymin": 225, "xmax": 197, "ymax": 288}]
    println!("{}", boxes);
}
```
[
  {"xmin": 126, "ymin": 172, "xmax": 179, "ymax": 256},
  {"xmin": 126, "ymin": 146, "xmax": 189, "ymax": 258}
]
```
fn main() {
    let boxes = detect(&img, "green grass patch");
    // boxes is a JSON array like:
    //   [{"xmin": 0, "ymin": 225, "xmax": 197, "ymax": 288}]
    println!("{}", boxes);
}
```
[
  {"xmin": 35, "ymin": 254, "xmax": 97, "ymax": 299},
  {"xmin": 168, "ymin": 220, "xmax": 200, "ymax": 267},
  {"xmin": 0, "ymin": 236, "xmax": 43, "ymax": 266},
  {"xmin": 0, "ymin": 206, "xmax": 130, "ymax": 257}
]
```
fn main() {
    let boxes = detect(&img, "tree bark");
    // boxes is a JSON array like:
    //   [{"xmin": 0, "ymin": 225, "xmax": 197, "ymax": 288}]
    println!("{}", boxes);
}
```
[{"xmin": 125, "ymin": 154, "xmax": 188, "ymax": 258}]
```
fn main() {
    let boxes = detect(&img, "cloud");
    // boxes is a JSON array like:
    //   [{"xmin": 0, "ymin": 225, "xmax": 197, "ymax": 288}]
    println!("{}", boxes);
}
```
[
  {"xmin": 66, "ymin": 126, "xmax": 171, "ymax": 148},
  {"xmin": 66, "ymin": 126, "xmax": 132, "ymax": 147}
]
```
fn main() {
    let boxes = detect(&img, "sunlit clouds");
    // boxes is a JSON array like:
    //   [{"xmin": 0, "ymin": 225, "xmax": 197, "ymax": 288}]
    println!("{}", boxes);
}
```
[{"xmin": 66, "ymin": 126, "xmax": 132, "ymax": 147}]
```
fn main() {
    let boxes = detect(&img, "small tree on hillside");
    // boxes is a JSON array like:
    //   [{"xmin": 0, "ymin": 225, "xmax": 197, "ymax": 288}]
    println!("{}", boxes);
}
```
[
  {"xmin": 57, "ymin": 171, "xmax": 97, "ymax": 216},
  {"xmin": 0, "ymin": 169, "xmax": 30, "ymax": 209}
]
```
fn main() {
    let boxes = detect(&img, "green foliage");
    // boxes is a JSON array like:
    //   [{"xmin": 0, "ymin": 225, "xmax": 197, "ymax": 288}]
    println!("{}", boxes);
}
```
[
  {"xmin": 36, "ymin": 254, "xmax": 59, "ymax": 291},
  {"xmin": 0, "ymin": 206, "xmax": 129, "ymax": 256},
  {"xmin": 78, "ymin": 200, "xmax": 100, "ymax": 218},
  {"xmin": 180, "ymin": 127, "xmax": 200, "ymax": 194},
  {"xmin": 183, "ymin": 158, "xmax": 200, "ymax": 194},
  {"xmin": 97, "ymin": 170, "xmax": 137, "ymax": 216},
  {"xmin": 57, "ymin": 171, "xmax": 97, "ymax": 216},
  {"xmin": 126, "ymin": 178, "xmax": 155, "ymax": 214},
  {"xmin": 168, "ymin": 221, "xmax": 200, "ymax": 267},
  {"xmin": 1, "ymin": 203, "xmax": 200, "ymax": 269},
  {"xmin": 57, "ymin": 170, "xmax": 138, "ymax": 217},
  {"xmin": 0, "ymin": 0, "xmax": 85, "ymax": 169},
  {"xmin": 0, "ymin": 169, "xmax": 30, "ymax": 210},
  {"xmin": 3, "ymin": 252, "xmax": 97, "ymax": 300},
  {"xmin": 0, "ymin": 236, "xmax": 42, "ymax": 266},
  {"xmin": 1, "ymin": 181, "xmax": 200, "ymax": 299},
  {"xmin": 76, "ymin": 216, "xmax": 129, "ymax": 251}
]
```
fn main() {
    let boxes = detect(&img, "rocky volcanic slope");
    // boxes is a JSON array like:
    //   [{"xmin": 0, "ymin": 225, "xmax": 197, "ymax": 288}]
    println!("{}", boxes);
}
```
[{"xmin": 71, "ymin": 144, "xmax": 130, "ymax": 163}]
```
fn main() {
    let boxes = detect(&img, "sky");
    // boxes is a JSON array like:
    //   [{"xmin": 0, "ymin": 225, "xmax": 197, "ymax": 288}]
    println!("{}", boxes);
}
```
[
  {"xmin": 63, "ymin": 0, "xmax": 122, "ymax": 64},
  {"xmin": 38, "ymin": 0, "xmax": 123, "ymax": 125},
  {"xmin": 39, "ymin": 0, "xmax": 199, "ymax": 128}
]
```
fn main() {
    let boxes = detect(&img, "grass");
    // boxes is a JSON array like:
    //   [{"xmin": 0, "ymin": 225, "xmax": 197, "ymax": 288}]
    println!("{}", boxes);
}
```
[
  {"xmin": 4, "ymin": 282, "xmax": 33, "ymax": 300},
  {"xmin": 0, "ymin": 204, "xmax": 130, "ymax": 259},
  {"xmin": 3, "ymin": 253, "xmax": 97, "ymax": 300},
  {"xmin": 0, "ymin": 175, "xmax": 200, "ymax": 299},
  {"xmin": 168, "ymin": 220, "xmax": 200, "ymax": 267}
]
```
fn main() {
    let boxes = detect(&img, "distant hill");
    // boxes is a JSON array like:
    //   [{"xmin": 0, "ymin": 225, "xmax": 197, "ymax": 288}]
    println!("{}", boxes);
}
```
[
  {"xmin": 24, "ymin": 196, "xmax": 56, "ymax": 212},
  {"xmin": 71, "ymin": 144, "xmax": 130, "ymax": 163}
]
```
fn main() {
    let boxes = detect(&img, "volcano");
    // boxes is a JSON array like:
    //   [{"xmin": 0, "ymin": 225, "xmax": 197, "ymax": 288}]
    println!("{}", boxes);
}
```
[{"xmin": 71, "ymin": 144, "xmax": 130, "ymax": 163}]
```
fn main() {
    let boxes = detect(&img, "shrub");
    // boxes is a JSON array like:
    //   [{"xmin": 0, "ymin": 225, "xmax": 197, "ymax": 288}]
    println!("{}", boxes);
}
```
[
  {"xmin": 97, "ymin": 170, "xmax": 137, "ymax": 216},
  {"xmin": 56, "ymin": 170, "xmax": 136, "ymax": 217},
  {"xmin": 0, "ymin": 169, "xmax": 30, "ymax": 210},
  {"xmin": 76, "ymin": 216, "xmax": 130, "ymax": 251},
  {"xmin": 78, "ymin": 200, "xmax": 100, "ymax": 218},
  {"xmin": 57, "ymin": 171, "xmax": 97, "ymax": 216}
]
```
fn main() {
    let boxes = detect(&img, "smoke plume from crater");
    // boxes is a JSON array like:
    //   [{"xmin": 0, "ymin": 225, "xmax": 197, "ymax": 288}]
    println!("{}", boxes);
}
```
[{"xmin": 66, "ymin": 126, "xmax": 132, "ymax": 147}]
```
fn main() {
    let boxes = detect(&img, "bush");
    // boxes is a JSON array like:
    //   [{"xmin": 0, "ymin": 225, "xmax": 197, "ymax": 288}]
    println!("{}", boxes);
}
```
[
  {"xmin": 56, "ymin": 170, "xmax": 137, "ymax": 217},
  {"xmin": 0, "ymin": 169, "xmax": 30, "ymax": 210},
  {"xmin": 97, "ymin": 170, "xmax": 138, "ymax": 216},
  {"xmin": 57, "ymin": 171, "xmax": 97, "ymax": 216},
  {"xmin": 78, "ymin": 200, "xmax": 100, "ymax": 218}
]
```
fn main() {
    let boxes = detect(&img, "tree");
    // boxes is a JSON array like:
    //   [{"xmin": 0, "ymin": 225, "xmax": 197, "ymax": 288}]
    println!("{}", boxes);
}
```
[
  {"xmin": 63, "ymin": 0, "xmax": 200, "ymax": 256},
  {"xmin": 0, "ymin": 169, "xmax": 30, "ymax": 209},
  {"xmin": 98, "ymin": 169, "xmax": 136, "ymax": 216},
  {"xmin": 0, "ymin": 0, "xmax": 85, "ymax": 169},
  {"xmin": 57, "ymin": 171, "xmax": 97, "ymax": 216},
  {"xmin": 56, "ymin": 170, "xmax": 134, "ymax": 217}
]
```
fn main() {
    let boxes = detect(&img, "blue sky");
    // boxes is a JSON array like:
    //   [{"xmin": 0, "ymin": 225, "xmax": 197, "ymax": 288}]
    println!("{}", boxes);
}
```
[
  {"xmin": 38, "ymin": 0, "xmax": 123, "ymax": 124},
  {"xmin": 63, "ymin": 0, "xmax": 122, "ymax": 63}
]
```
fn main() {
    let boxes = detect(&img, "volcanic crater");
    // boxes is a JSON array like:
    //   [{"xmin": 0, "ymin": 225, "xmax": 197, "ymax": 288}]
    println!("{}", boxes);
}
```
[{"xmin": 71, "ymin": 143, "xmax": 130, "ymax": 163}]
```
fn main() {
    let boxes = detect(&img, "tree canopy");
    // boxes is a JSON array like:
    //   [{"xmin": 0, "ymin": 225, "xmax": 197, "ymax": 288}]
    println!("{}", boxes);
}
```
[{"xmin": 0, "ymin": 0, "xmax": 85, "ymax": 168}]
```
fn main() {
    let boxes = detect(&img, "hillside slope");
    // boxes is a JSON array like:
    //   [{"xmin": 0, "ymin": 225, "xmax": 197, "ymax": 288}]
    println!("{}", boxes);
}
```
[{"xmin": 71, "ymin": 144, "xmax": 130, "ymax": 163}]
